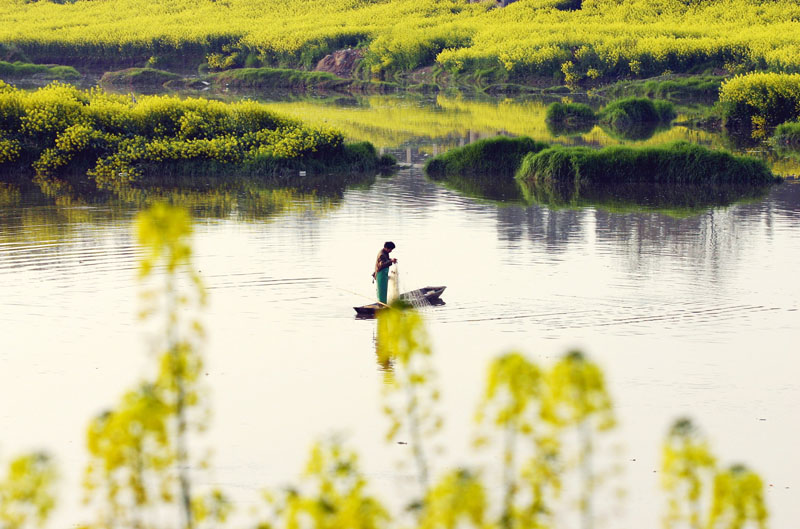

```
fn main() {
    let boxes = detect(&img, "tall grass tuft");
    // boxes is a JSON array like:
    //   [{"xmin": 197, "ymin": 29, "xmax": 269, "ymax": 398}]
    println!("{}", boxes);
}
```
[
  {"xmin": 598, "ymin": 97, "xmax": 675, "ymax": 127},
  {"xmin": 425, "ymin": 135, "xmax": 549, "ymax": 179},
  {"xmin": 545, "ymin": 102, "xmax": 596, "ymax": 136},
  {"xmin": 771, "ymin": 121, "xmax": 800, "ymax": 150}
]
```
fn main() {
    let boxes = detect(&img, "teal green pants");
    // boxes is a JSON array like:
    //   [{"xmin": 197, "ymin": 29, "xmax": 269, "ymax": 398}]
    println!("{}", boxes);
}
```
[{"xmin": 376, "ymin": 267, "xmax": 389, "ymax": 303}]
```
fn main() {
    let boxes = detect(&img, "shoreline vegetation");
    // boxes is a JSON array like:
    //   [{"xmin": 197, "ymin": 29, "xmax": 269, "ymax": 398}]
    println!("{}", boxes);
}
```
[
  {"xmin": 0, "ymin": 81, "xmax": 395, "ymax": 201},
  {"xmin": 545, "ymin": 97, "xmax": 676, "ymax": 139},
  {"xmin": 423, "ymin": 134, "xmax": 780, "ymax": 209},
  {"xmin": 99, "ymin": 67, "xmax": 401, "ymax": 95},
  {"xmin": 515, "ymin": 142, "xmax": 777, "ymax": 205}
]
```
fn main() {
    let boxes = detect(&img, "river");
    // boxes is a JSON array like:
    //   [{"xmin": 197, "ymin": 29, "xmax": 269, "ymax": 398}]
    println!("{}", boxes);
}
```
[{"xmin": 1, "ymin": 94, "xmax": 799, "ymax": 528}]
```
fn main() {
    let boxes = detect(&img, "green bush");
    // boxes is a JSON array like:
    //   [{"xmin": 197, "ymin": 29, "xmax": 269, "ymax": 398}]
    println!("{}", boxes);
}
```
[
  {"xmin": 545, "ymin": 102, "xmax": 596, "ymax": 136},
  {"xmin": 0, "ymin": 81, "xmax": 387, "ymax": 198}
]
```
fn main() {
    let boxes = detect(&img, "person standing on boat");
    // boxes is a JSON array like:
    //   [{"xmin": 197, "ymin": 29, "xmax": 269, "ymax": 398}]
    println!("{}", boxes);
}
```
[{"xmin": 373, "ymin": 241, "xmax": 397, "ymax": 304}]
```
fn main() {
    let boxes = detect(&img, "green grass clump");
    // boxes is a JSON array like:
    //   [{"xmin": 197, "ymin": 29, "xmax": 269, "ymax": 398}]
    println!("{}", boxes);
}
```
[
  {"xmin": 0, "ymin": 60, "xmax": 80, "ymax": 80},
  {"xmin": 599, "ymin": 97, "xmax": 676, "ymax": 126},
  {"xmin": 545, "ymin": 102, "xmax": 597, "ymax": 136},
  {"xmin": 0, "ymin": 80, "xmax": 389, "ymax": 199},
  {"xmin": 99, "ymin": 68, "xmax": 181, "ymax": 87},
  {"xmin": 598, "ymin": 75, "xmax": 724, "ymax": 102},
  {"xmin": 720, "ymin": 72, "xmax": 800, "ymax": 134},
  {"xmin": 425, "ymin": 135, "xmax": 549, "ymax": 179},
  {"xmin": 772, "ymin": 121, "xmax": 800, "ymax": 150},
  {"xmin": 211, "ymin": 67, "xmax": 349, "ymax": 89},
  {"xmin": 545, "ymin": 102, "xmax": 595, "ymax": 123},
  {"xmin": 424, "ymin": 135, "xmax": 549, "ymax": 201},
  {"xmin": 516, "ymin": 141, "xmax": 777, "ymax": 205},
  {"xmin": 596, "ymin": 97, "xmax": 676, "ymax": 140}
]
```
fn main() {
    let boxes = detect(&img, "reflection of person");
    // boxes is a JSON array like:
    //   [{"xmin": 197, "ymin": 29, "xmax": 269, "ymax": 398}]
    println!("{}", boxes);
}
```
[{"xmin": 373, "ymin": 241, "xmax": 397, "ymax": 304}]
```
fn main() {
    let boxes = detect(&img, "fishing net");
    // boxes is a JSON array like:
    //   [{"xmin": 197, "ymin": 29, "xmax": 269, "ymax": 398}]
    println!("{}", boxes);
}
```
[
  {"xmin": 389, "ymin": 264, "xmax": 433, "ymax": 309},
  {"xmin": 402, "ymin": 288, "xmax": 429, "ymax": 309},
  {"xmin": 388, "ymin": 265, "xmax": 400, "ymax": 303}
]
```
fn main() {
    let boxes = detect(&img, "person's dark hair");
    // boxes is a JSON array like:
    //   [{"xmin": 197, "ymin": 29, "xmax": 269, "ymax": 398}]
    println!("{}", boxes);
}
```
[{"xmin": 384, "ymin": 241, "xmax": 396, "ymax": 250}]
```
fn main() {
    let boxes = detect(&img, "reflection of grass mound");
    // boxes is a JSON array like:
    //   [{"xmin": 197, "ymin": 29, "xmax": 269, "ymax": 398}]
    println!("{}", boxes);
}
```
[
  {"xmin": 598, "ymin": 120, "xmax": 669, "ymax": 141},
  {"xmin": 424, "ymin": 136, "xmax": 549, "ymax": 201},
  {"xmin": 522, "ymin": 180, "xmax": 772, "ymax": 216},
  {"xmin": 598, "ymin": 75, "xmax": 724, "ymax": 103},
  {"xmin": 516, "ymin": 141, "xmax": 777, "ymax": 206},
  {"xmin": 544, "ymin": 98, "xmax": 675, "ymax": 140}
]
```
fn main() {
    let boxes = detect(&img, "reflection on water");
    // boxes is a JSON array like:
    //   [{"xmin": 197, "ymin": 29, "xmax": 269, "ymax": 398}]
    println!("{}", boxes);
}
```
[
  {"xmin": 259, "ymin": 94, "xmax": 800, "ymax": 177},
  {"xmin": 521, "ymin": 181, "xmax": 773, "ymax": 216}
]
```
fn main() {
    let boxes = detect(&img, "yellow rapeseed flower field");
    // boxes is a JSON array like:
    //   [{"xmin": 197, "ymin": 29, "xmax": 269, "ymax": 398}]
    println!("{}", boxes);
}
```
[{"xmin": 1, "ymin": 0, "xmax": 799, "ymax": 79}]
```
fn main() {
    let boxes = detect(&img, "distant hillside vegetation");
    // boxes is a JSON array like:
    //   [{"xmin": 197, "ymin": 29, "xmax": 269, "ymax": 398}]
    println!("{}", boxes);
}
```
[{"xmin": 1, "ymin": 0, "xmax": 799, "ymax": 83}]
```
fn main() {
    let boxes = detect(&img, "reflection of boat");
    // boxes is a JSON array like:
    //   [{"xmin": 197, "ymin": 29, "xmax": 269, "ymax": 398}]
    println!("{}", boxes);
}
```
[{"xmin": 354, "ymin": 286, "xmax": 446, "ymax": 317}]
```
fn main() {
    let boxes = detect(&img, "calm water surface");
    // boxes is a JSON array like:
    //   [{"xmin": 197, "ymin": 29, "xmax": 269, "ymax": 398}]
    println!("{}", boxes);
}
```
[{"xmin": 1, "ymin": 170, "xmax": 799, "ymax": 527}]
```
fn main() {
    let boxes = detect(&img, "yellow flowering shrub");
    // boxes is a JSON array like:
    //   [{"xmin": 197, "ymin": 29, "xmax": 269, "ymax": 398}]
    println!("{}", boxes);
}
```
[
  {"xmin": 0, "ymin": 82, "xmax": 361, "ymax": 194},
  {"xmin": 719, "ymin": 72, "xmax": 800, "ymax": 132}
]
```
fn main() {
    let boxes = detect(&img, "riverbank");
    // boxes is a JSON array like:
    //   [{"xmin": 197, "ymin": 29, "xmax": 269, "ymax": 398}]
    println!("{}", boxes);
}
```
[{"xmin": 0, "ymin": 81, "xmax": 394, "ymax": 200}]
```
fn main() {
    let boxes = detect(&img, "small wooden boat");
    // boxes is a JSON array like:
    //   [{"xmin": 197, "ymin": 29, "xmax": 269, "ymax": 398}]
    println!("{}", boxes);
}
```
[
  {"xmin": 354, "ymin": 286, "xmax": 446, "ymax": 317},
  {"xmin": 354, "ymin": 303, "xmax": 389, "ymax": 316},
  {"xmin": 401, "ymin": 286, "xmax": 446, "ymax": 303}
]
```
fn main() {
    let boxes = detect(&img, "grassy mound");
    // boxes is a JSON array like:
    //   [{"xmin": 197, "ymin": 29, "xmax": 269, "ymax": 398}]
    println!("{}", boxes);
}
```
[
  {"xmin": 425, "ymin": 136, "xmax": 549, "ymax": 179},
  {"xmin": 0, "ymin": 60, "xmax": 80, "ymax": 80},
  {"xmin": 211, "ymin": 67, "xmax": 351, "ymax": 90},
  {"xmin": 516, "ymin": 141, "xmax": 777, "ymax": 205},
  {"xmin": 596, "ymin": 97, "xmax": 676, "ymax": 140},
  {"xmin": 598, "ymin": 97, "xmax": 676, "ymax": 126},
  {"xmin": 424, "ymin": 135, "xmax": 549, "ymax": 201},
  {"xmin": 545, "ymin": 102, "xmax": 596, "ymax": 136},
  {"xmin": 772, "ymin": 121, "xmax": 800, "ymax": 150},
  {"xmin": 597, "ymin": 75, "xmax": 724, "ymax": 102},
  {"xmin": 99, "ymin": 68, "xmax": 181, "ymax": 87}
]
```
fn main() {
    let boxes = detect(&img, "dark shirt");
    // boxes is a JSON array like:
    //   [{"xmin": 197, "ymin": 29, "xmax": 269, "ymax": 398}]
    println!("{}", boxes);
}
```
[{"xmin": 373, "ymin": 249, "xmax": 392, "ymax": 278}]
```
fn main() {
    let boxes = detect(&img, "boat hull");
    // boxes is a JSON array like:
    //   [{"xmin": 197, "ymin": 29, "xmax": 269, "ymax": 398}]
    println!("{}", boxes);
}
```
[{"xmin": 354, "ymin": 286, "xmax": 446, "ymax": 317}]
